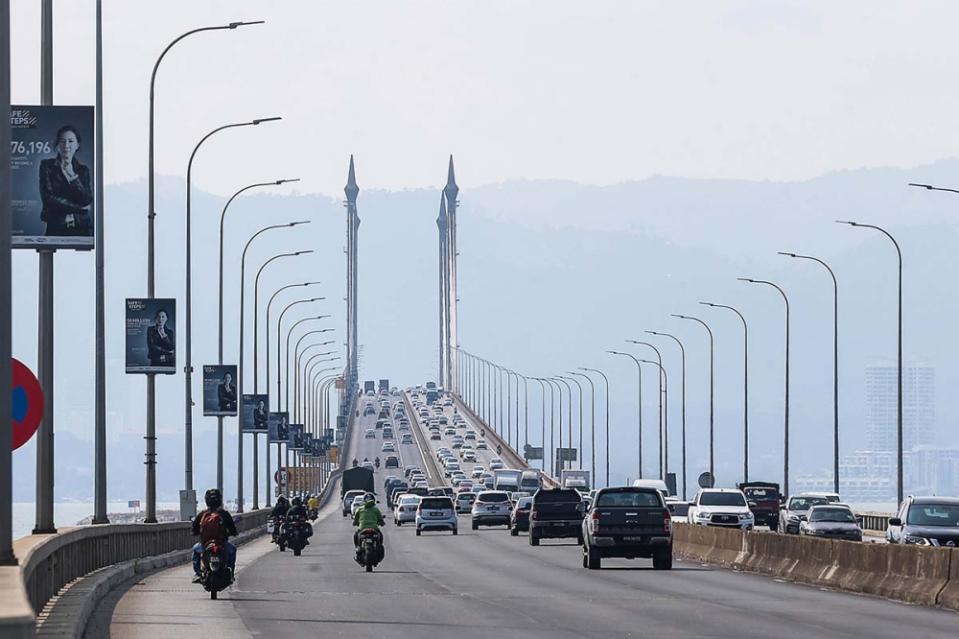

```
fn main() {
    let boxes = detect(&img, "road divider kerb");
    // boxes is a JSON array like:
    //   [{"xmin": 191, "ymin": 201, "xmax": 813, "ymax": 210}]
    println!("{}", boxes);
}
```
[{"xmin": 674, "ymin": 523, "xmax": 958, "ymax": 610}]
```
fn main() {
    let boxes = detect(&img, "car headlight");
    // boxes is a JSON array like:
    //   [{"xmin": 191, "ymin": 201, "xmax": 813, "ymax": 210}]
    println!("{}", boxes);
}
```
[
  {"xmin": 904, "ymin": 534, "xmax": 931, "ymax": 546},
  {"xmin": 696, "ymin": 512, "xmax": 712, "ymax": 519},
  {"xmin": 788, "ymin": 514, "xmax": 800, "ymax": 522},
  {"xmin": 740, "ymin": 513, "xmax": 754, "ymax": 520}
]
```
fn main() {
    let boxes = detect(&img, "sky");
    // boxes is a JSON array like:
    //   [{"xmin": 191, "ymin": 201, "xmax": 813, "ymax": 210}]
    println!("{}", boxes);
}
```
[{"xmin": 9, "ymin": 1, "xmax": 959, "ymax": 197}]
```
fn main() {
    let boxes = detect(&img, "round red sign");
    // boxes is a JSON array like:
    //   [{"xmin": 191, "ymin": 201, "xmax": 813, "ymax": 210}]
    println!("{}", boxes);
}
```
[{"xmin": 12, "ymin": 358, "xmax": 43, "ymax": 451}]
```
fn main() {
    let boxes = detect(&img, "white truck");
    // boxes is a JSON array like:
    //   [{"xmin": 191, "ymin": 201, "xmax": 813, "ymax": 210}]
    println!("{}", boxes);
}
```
[
  {"xmin": 520, "ymin": 470, "xmax": 542, "ymax": 493},
  {"xmin": 560, "ymin": 469, "xmax": 591, "ymax": 491},
  {"xmin": 493, "ymin": 469, "xmax": 523, "ymax": 493}
]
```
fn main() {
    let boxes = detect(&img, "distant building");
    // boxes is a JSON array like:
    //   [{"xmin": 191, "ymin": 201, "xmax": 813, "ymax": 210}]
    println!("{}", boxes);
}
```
[
  {"xmin": 908, "ymin": 448, "xmax": 959, "ymax": 497},
  {"xmin": 865, "ymin": 363, "xmax": 934, "ymax": 453}
]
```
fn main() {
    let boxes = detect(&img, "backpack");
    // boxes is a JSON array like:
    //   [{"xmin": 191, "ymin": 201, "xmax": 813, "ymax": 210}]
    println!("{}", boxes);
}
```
[{"xmin": 198, "ymin": 510, "xmax": 225, "ymax": 545}]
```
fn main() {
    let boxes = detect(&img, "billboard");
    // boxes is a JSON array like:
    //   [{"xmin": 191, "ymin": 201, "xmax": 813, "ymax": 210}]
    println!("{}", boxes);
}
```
[
  {"xmin": 240, "ymin": 394, "xmax": 269, "ymax": 433},
  {"xmin": 202, "ymin": 365, "xmax": 237, "ymax": 416},
  {"xmin": 125, "ymin": 298, "xmax": 176, "ymax": 374},
  {"xmin": 268, "ymin": 411, "xmax": 289, "ymax": 443},
  {"xmin": 288, "ymin": 423, "xmax": 305, "ymax": 450},
  {"xmin": 10, "ymin": 105, "xmax": 96, "ymax": 249}
]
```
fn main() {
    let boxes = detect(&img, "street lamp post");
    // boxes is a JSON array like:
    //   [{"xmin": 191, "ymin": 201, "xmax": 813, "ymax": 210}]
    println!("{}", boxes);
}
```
[
  {"xmin": 554, "ymin": 377, "xmax": 574, "ymax": 473},
  {"xmin": 645, "ymin": 332, "xmax": 687, "ymax": 498},
  {"xmin": 146, "ymin": 18, "xmax": 264, "ymax": 524},
  {"xmin": 580, "ymin": 368, "xmax": 610, "ymax": 487},
  {"xmin": 836, "ymin": 220, "xmax": 902, "ymax": 504},
  {"xmin": 627, "ymin": 341, "xmax": 665, "ymax": 478},
  {"xmin": 532, "ymin": 378, "xmax": 548, "ymax": 472},
  {"xmin": 779, "ymin": 252, "xmax": 840, "ymax": 494},
  {"xmin": 185, "ymin": 118, "xmax": 281, "ymax": 506},
  {"xmin": 604, "ymin": 352, "xmax": 643, "ymax": 480},
  {"xmin": 670, "ymin": 316, "xmax": 714, "ymax": 481},
  {"xmin": 216, "ymin": 184, "xmax": 302, "ymax": 493},
  {"xmin": 559, "ymin": 375, "xmax": 584, "ymax": 471},
  {"xmin": 236, "ymin": 223, "xmax": 307, "ymax": 512},
  {"xmin": 568, "ymin": 372, "xmax": 595, "ymax": 482},
  {"xmin": 701, "ymin": 302, "xmax": 749, "ymax": 483},
  {"xmin": 740, "ymin": 277, "xmax": 791, "ymax": 497}
]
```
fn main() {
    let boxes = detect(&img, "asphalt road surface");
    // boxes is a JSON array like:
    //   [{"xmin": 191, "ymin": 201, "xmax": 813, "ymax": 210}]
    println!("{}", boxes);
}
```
[{"xmin": 93, "ymin": 391, "xmax": 959, "ymax": 638}]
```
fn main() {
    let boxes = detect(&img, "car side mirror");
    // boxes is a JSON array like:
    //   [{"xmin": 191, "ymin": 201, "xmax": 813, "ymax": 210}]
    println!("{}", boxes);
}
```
[
  {"xmin": 888, "ymin": 517, "xmax": 902, "ymax": 527},
  {"xmin": 747, "ymin": 501, "xmax": 757, "ymax": 509}
]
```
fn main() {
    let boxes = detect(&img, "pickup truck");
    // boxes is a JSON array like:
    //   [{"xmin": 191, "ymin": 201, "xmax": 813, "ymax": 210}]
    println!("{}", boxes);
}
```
[
  {"xmin": 582, "ymin": 486, "xmax": 672, "ymax": 570},
  {"xmin": 528, "ymin": 488, "xmax": 584, "ymax": 546}
]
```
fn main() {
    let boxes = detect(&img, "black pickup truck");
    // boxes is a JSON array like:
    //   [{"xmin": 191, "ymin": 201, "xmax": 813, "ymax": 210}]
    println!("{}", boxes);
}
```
[
  {"xmin": 528, "ymin": 488, "xmax": 584, "ymax": 546},
  {"xmin": 582, "ymin": 486, "xmax": 672, "ymax": 570},
  {"xmin": 738, "ymin": 481, "xmax": 780, "ymax": 531}
]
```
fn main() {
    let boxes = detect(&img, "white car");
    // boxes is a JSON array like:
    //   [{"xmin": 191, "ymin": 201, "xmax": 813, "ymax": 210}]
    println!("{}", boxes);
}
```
[
  {"xmin": 381, "ymin": 441, "xmax": 395, "ymax": 453},
  {"xmin": 461, "ymin": 451, "xmax": 476, "ymax": 463},
  {"xmin": 687, "ymin": 488, "xmax": 755, "ymax": 530},
  {"xmin": 364, "ymin": 429, "xmax": 376, "ymax": 439},
  {"xmin": 471, "ymin": 491, "xmax": 512, "ymax": 529},
  {"xmin": 455, "ymin": 492, "xmax": 477, "ymax": 514},
  {"xmin": 488, "ymin": 459, "xmax": 504, "ymax": 471},
  {"xmin": 342, "ymin": 489, "xmax": 366, "ymax": 517},
  {"xmin": 394, "ymin": 494, "xmax": 421, "ymax": 526},
  {"xmin": 471, "ymin": 467, "xmax": 486, "ymax": 479},
  {"xmin": 350, "ymin": 494, "xmax": 366, "ymax": 517},
  {"xmin": 416, "ymin": 496, "xmax": 458, "ymax": 535},
  {"xmin": 476, "ymin": 441, "xmax": 488, "ymax": 450}
]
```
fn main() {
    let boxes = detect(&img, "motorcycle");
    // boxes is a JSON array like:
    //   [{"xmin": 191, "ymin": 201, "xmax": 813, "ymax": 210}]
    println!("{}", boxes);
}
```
[
  {"xmin": 355, "ymin": 528, "xmax": 384, "ymax": 572},
  {"xmin": 308, "ymin": 508, "xmax": 318, "ymax": 521},
  {"xmin": 497, "ymin": 445, "xmax": 503, "ymax": 455},
  {"xmin": 271, "ymin": 516, "xmax": 285, "ymax": 548},
  {"xmin": 374, "ymin": 458, "xmax": 381, "ymax": 469},
  {"xmin": 352, "ymin": 458, "xmax": 359, "ymax": 467},
  {"xmin": 199, "ymin": 540, "xmax": 232, "ymax": 600},
  {"xmin": 282, "ymin": 518, "xmax": 309, "ymax": 556}
]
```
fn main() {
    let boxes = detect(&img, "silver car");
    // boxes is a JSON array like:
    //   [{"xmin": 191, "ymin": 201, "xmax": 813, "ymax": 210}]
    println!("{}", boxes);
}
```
[
  {"xmin": 393, "ymin": 494, "xmax": 421, "ymax": 526},
  {"xmin": 471, "ymin": 491, "xmax": 512, "ymax": 529}
]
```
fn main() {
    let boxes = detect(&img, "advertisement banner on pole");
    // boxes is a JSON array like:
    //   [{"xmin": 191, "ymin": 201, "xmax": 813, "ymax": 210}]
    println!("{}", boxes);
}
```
[
  {"xmin": 288, "ymin": 423, "xmax": 305, "ymax": 450},
  {"xmin": 268, "ymin": 411, "xmax": 289, "ymax": 443},
  {"xmin": 240, "ymin": 394, "xmax": 269, "ymax": 432},
  {"xmin": 10, "ymin": 105, "xmax": 96, "ymax": 249},
  {"xmin": 125, "ymin": 298, "xmax": 176, "ymax": 374},
  {"xmin": 202, "ymin": 364, "xmax": 237, "ymax": 416}
]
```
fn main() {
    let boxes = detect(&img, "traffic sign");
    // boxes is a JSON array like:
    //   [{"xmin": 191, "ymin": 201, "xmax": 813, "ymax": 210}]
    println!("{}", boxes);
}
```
[
  {"xmin": 698, "ymin": 471, "xmax": 715, "ymax": 489},
  {"xmin": 12, "ymin": 358, "xmax": 43, "ymax": 451}
]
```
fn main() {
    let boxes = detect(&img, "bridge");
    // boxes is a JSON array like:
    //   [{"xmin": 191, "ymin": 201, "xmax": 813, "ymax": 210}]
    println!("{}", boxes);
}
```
[
  {"xmin": 3, "ymin": 4, "xmax": 959, "ymax": 639},
  {"xmin": 1, "ymin": 388, "xmax": 956, "ymax": 638}
]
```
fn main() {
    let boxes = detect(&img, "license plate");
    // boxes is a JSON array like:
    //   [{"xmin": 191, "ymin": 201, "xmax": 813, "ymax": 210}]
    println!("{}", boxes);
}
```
[
  {"xmin": 623, "ymin": 536, "xmax": 645, "ymax": 542},
  {"xmin": 429, "ymin": 511, "xmax": 442, "ymax": 516}
]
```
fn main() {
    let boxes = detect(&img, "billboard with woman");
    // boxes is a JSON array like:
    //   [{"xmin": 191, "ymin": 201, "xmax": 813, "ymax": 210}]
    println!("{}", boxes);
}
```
[
  {"xmin": 10, "ymin": 105, "xmax": 95, "ymax": 249},
  {"xmin": 202, "ymin": 365, "xmax": 237, "ymax": 416},
  {"xmin": 241, "ymin": 394, "xmax": 270, "ymax": 433},
  {"xmin": 125, "ymin": 298, "xmax": 176, "ymax": 374}
]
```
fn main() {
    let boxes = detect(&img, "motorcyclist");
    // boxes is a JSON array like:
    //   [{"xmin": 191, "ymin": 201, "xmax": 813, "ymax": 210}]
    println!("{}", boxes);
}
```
[
  {"xmin": 285, "ymin": 496, "xmax": 313, "ymax": 543},
  {"xmin": 352, "ymin": 458, "xmax": 359, "ymax": 467},
  {"xmin": 497, "ymin": 445, "xmax": 503, "ymax": 455},
  {"xmin": 352, "ymin": 492, "xmax": 385, "ymax": 548},
  {"xmin": 374, "ymin": 456, "xmax": 380, "ymax": 468},
  {"xmin": 270, "ymin": 495, "xmax": 290, "ymax": 543},
  {"xmin": 307, "ymin": 494, "xmax": 319, "ymax": 513},
  {"xmin": 191, "ymin": 488, "xmax": 237, "ymax": 583}
]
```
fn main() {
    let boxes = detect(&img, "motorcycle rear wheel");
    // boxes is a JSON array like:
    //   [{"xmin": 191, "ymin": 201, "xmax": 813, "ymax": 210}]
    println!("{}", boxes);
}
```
[
  {"xmin": 294, "ymin": 548, "xmax": 301, "ymax": 557},
  {"xmin": 210, "ymin": 589, "xmax": 218, "ymax": 600}
]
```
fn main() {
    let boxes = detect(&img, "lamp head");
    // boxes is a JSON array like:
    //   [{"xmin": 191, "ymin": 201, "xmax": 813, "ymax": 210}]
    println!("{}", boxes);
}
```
[
  {"xmin": 737, "ymin": 277, "xmax": 756, "ymax": 283},
  {"xmin": 778, "ymin": 251, "xmax": 797, "ymax": 258},
  {"xmin": 277, "ymin": 178, "xmax": 300, "ymax": 185},
  {"xmin": 251, "ymin": 115, "xmax": 281, "ymax": 125},
  {"xmin": 230, "ymin": 20, "xmax": 266, "ymax": 29},
  {"xmin": 908, "ymin": 183, "xmax": 933, "ymax": 190}
]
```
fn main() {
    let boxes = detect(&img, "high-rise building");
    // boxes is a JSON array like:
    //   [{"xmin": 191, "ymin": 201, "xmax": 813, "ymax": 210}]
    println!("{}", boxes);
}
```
[{"xmin": 865, "ymin": 363, "xmax": 935, "ymax": 453}]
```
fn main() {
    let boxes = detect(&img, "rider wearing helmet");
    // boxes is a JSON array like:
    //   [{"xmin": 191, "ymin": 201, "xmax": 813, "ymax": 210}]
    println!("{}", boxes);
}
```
[
  {"xmin": 191, "ymin": 488, "xmax": 238, "ymax": 583},
  {"xmin": 286, "ymin": 496, "xmax": 313, "ymax": 541},
  {"xmin": 307, "ymin": 493, "xmax": 320, "ymax": 512},
  {"xmin": 352, "ymin": 492, "xmax": 384, "ymax": 547},
  {"xmin": 271, "ymin": 494, "xmax": 290, "ymax": 519}
]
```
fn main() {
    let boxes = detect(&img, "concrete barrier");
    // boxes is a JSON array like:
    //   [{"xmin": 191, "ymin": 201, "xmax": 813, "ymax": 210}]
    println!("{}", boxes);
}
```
[{"xmin": 674, "ymin": 523, "xmax": 957, "ymax": 610}]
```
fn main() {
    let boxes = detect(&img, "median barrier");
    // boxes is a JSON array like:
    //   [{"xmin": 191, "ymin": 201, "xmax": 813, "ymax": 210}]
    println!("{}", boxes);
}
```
[
  {"xmin": 673, "ymin": 524, "xmax": 747, "ymax": 568},
  {"xmin": 937, "ymin": 548, "xmax": 959, "ymax": 609}
]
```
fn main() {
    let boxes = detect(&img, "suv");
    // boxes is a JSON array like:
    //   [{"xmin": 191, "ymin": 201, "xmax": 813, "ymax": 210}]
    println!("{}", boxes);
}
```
[
  {"xmin": 687, "ymin": 488, "xmax": 755, "ymax": 529},
  {"xmin": 887, "ymin": 496, "xmax": 959, "ymax": 546},
  {"xmin": 529, "ymin": 488, "xmax": 584, "ymax": 546},
  {"xmin": 455, "ymin": 492, "xmax": 477, "ymax": 514},
  {"xmin": 738, "ymin": 481, "xmax": 781, "ymax": 531},
  {"xmin": 416, "ymin": 496, "xmax": 458, "ymax": 535},
  {"xmin": 582, "ymin": 486, "xmax": 672, "ymax": 570},
  {"xmin": 471, "ymin": 491, "xmax": 512, "ymax": 529},
  {"xmin": 779, "ymin": 494, "xmax": 830, "ymax": 534}
]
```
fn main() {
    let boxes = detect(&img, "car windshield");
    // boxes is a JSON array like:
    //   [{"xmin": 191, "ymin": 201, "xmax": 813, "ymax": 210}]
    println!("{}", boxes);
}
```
[
  {"xmin": 535, "ymin": 490, "xmax": 582, "ymax": 503},
  {"xmin": 420, "ymin": 498, "xmax": 451, "ymax": 509},
  {"xmin": 516, "ymin": 497, "xmax": 533, "ymax": 508},
  {"xmin": 478, "ymin": 493, "xmax": 509, "ymax": 503},
  {"xmin": 808, "ymin": 507, "xmax": 856, "ymax": 523},
  {"xmin": 743, "ymin": 487, "xmax": 777, "ymax": 500},
  {"xmin": 907, "ymin": 504, "xmax": 959, "ymax": 527},
  {"xmin": 789, "ymin": 496, "xmax": 829, "ymax": 511},
  {"xmin": 597, "ymin": 490, "xmax": 661, "ymax": 508},
  {"xmin": 699, "ymin": 492, "xmax": 747, "ymax": 507},
  {"xmin": 399, "ymin": 496, "xmax": 420, "ymax": 505}
]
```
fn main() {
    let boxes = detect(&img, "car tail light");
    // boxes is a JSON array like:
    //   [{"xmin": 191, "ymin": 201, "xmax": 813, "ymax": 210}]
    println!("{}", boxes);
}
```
[
  {"xmin": 663, "ymin": 510, "xmax": 671, "ymax": 533},
  {"xmin": 591, "ymin": 509, "xmax": 601, "ymax": 533}
]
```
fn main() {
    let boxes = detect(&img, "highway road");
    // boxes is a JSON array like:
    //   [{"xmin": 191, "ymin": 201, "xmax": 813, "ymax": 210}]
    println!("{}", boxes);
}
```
[{"xmin": 90, "ymin": 389, "xmax": 959, "ymax": 638}]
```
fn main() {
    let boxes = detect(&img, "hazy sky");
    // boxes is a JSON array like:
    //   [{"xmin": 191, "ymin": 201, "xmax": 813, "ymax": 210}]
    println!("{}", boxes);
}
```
[{"xmin": 9, "ymin": 1, "xmax": 959, "ymax": 196}]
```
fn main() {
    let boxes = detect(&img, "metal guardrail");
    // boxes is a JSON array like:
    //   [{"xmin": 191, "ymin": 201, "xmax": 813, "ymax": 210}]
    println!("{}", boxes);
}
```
[
  {"xmin": 9, "ymin": 508, "xmax": 270, "ymax": 624},
  {"xmin": 857, "ymin": 511, "xmax": 892, "ymax": 533}
]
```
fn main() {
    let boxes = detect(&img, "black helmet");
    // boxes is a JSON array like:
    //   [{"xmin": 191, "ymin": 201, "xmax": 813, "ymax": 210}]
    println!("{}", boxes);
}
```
[
  {"xmin": 204, "ymin": 488, "xmax": 223, "ymax": 509},
  {"xmin": 292, "ymin": 496, "xmax": 302, "ymax": 507},
  {"xmin": 277, "ymin": 495, "xmax": 288, "ymax": 505},
  {"xmin": 364, "ymin": 492, "xmax": 375, "ymax": 506}
]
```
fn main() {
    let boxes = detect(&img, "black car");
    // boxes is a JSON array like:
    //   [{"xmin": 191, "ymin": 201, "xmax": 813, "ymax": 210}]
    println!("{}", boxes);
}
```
[
  {"xmin": 528, "ymin": 488, "xmax": 584, "ymax": 546},
  {"xmin": 739, "ymin": 481, "xmax": 781, "ymax": 531},
  {"xmin": 385, "ymin": 455, "xmax": 400, "ymax": 469},
  {"xmin": 799, "ymin": 504, "xmax": 862, "ymax": 542},
  {"xmin": 582, "ymin": 486, "xmax": 672, "ymax": 570},
  {"xmin": 887, "ymin": 496, "xmax": 959, "ymax": 547},
  {"xmin": 779, "ymin": 494, "xmax": 830, "ymax": 534},
  {"xmin": 510, "ymin": 496, "xmax": 533, "ymax": 535}
]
